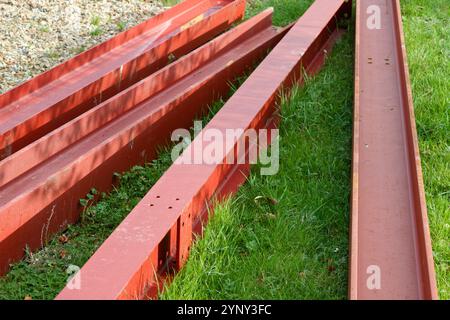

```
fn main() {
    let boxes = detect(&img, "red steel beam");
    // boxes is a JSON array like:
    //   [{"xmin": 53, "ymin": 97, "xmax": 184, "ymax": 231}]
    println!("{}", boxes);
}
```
[
  {"xmin": 0, "ymin": 9, "xmax": 289, "ymax": 275},
  {"xmin": 0, "ymin": 5, "xmax": 269, "ymax": 189},
  {"xmin": 0, "ymin": 0, "xmax": 246, "ymax": 159},
  {"xmin": 350, "ymin": 0, "xmax": 437, "ymax": 299},
  {"xmin": 56, "ymin": 0, "xmax": 351, "ymax": 300}
]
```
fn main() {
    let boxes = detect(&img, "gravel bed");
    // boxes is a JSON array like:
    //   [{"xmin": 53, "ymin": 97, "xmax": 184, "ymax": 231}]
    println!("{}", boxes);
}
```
[{"xmin": 0, "ymin": 0, "xmax": 165, "ymax": 94}]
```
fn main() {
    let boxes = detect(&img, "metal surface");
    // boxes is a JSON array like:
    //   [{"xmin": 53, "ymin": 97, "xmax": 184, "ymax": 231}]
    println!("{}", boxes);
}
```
[
  {"xmin": 350, "ymin": 0, "xmax": 437, "ymax": 300},
  {"xmin": 0, "ymin": 0, "xmax": 246, "ymax": 159},
  {"xmin": 56, "ymin": 0, "xmax": 351, "ymax": 300},
  {"xmin": 0, "ymin": 9, "xmax": 287, "ymax": 275}
]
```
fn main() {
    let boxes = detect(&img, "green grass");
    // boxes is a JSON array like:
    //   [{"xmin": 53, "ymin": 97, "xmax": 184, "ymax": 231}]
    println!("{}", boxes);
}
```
[
  {"xmin": 90, "ymin": 16, "xmax": 101, "ymax": 27},
  {"xmin": 246, "ymin": 0, "xmax": 314, "ymax": 26},
  {"xmin": 89, "ymin": 15, "xmax": 103, "ymax": 36},
  {"xmin": 0, "ymin": 0, "xmax": 447, "ymax": 300},
  {"xmin": 90, "ymin": 27, "xmax": 103, "ymax": 37},
  {"xmin": 401, "ymin": 0, "xmax": 450, "ymax": 299},
  {"xmin": 161, "ymin": 0, "xmax": 181, "ymax": 6},
  {"xmin": 116, "ymin": 21, "xmax": 127, "ymax": 32},
  {"xmin": 162, "ymin": 0, "xmax": 449, "ymax": 299}
]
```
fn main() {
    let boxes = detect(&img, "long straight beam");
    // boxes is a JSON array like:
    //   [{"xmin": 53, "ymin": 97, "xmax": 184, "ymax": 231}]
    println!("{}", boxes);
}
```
[
  {"xmin": 350, "ymin": 0, "xmax": 438, "ymax": 299},
  {"xmin": 56, "ymin": 0, "xmax": 351, "ymax": 300},
  {"xmin": 0, "ymin": 0, "xmax": 246, "ymax": 159},
  {"xmin": 0, "ymin": 9, "xmax": 287, "ymax": 275},
  {"xmin": 0, "ymin": 4, "xmax": 266, "ymax": 189}
]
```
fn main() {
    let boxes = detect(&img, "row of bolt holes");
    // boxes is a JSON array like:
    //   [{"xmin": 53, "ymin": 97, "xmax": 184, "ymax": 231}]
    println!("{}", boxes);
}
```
[
  {"xmin": 149, "ymin": 195, "xmax": 179, "ymax": 210},
  {"xmin": 368, "ymin": 57, "xmax": 391, "ymax": 65},
  {"xmin": 150, "ymin": 197, "xmax": 191, "ymax": 226},
  {"xmin": 150, "ymin": 195, "xmax": 190, "ymax": 263}
]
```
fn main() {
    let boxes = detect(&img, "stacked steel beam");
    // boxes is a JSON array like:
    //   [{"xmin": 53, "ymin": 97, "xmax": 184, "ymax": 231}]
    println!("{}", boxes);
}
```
[
  {"xmin": 0, "ymin": 0, "xmax": 247, "ymax": 275},
  {"xmin": 56, "ymin": 0, "xmax": 352, "ymax": 300},
  {"xmin": 0, "ymin": 0, "xmax": 438, "ymax": 300},
  {"xmin": 0, "ymin": 0, "xmax": 246, "ymax": 159}
]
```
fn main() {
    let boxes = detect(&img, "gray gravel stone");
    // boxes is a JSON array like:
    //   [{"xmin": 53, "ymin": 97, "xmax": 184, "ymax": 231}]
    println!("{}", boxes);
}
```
[{"xmin": 0, "ymin": 0, "xmax": 165, "ymax": 94}]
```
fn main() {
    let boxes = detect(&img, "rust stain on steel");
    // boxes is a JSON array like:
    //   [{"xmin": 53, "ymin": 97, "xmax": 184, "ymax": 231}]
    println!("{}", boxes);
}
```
[
  {"xmin": 0, "ymin": 9, "xmax": 286, "ymax": 275},
  {"xmin": 0, "ymin": 0, "xmax": 246, "ymax": 159},
  {"xmin": 56, "ymin": 0, "xmax": 351, "ymax": 300},
  {"xmin": 350, "ymin": 0, "xmax": 437, "ymax": 300}
]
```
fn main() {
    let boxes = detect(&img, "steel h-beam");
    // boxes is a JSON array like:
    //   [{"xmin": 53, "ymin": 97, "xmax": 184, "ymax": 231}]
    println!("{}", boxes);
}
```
[{"xmin": 0, "ymin": 7, "xmax": 285, "ymax": 276}]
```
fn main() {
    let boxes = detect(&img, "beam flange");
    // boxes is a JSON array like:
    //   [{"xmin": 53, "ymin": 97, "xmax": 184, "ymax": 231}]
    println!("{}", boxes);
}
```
[{"xmin": 350, "ymin": 0, "xmax": 437, "ymax": 300}]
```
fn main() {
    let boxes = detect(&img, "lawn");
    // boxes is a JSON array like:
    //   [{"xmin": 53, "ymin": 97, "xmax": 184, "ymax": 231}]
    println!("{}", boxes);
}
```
[
  {"xmin": 0, "ymin": 0, "xmax": 447, "ymax": 300},
  {"xmin": 401, "ymin": 0, "xmax": 449, "ymax": 299}
]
